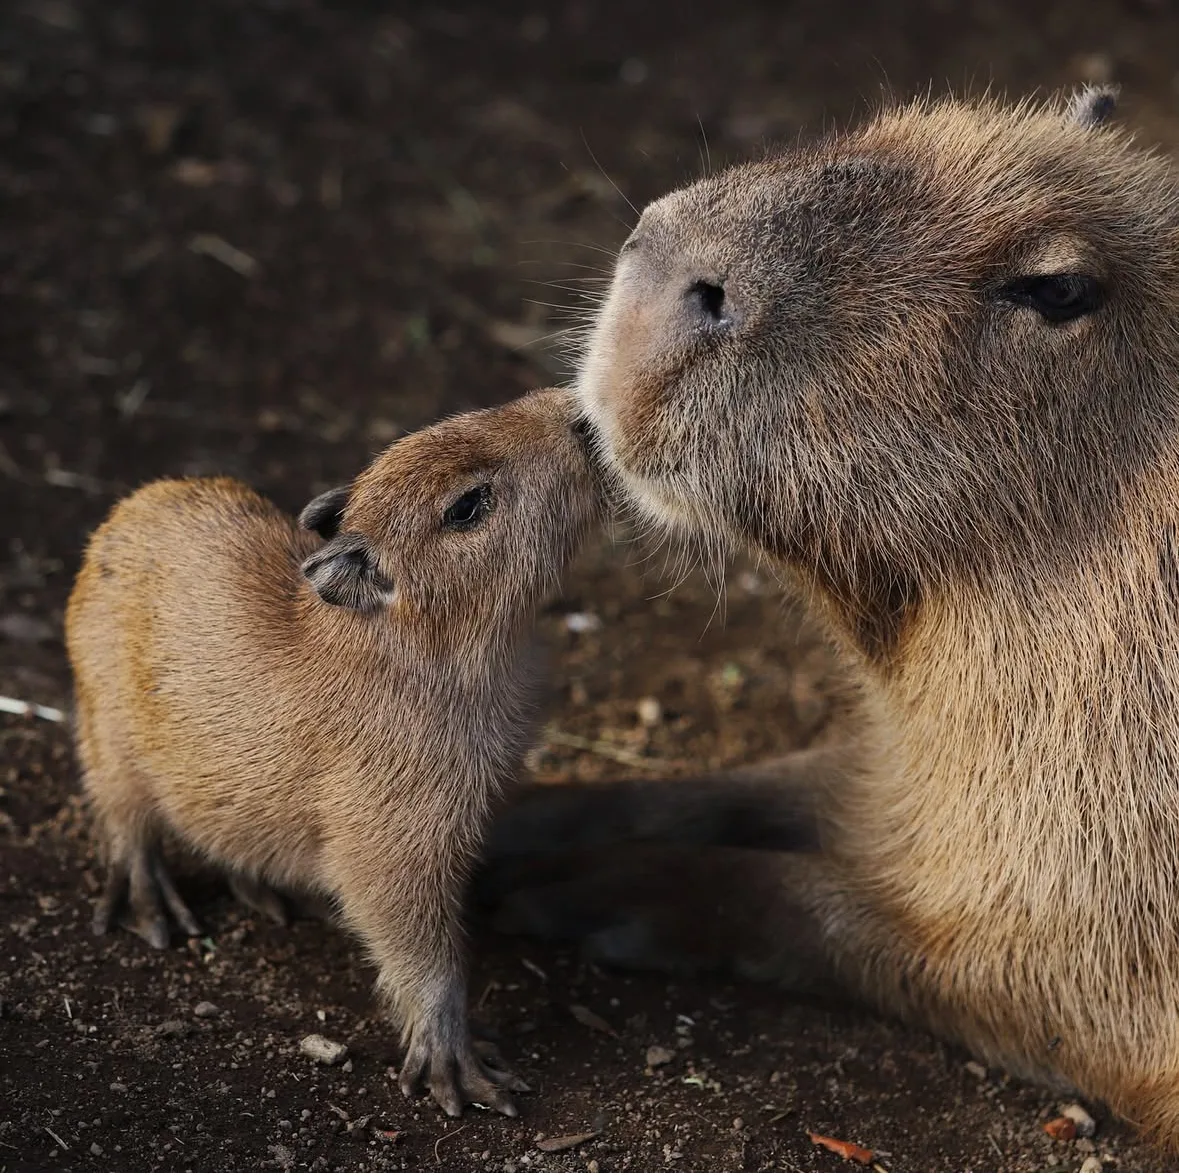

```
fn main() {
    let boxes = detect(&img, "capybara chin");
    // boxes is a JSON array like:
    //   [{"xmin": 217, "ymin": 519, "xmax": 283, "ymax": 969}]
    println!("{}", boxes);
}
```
[
  {"xmin": 483, "ymin": 88, "xmax": 1179, "ymax": 1149},
  {"xmin": 66, "ymin": 387, "xmax": 602, "ymax": 1118}
]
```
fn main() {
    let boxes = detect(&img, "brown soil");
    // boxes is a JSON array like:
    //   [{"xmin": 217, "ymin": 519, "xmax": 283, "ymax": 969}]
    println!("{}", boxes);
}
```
[{"xmin": 3, "ymin": 0, "xmax": 1179, "ymax": 1170}]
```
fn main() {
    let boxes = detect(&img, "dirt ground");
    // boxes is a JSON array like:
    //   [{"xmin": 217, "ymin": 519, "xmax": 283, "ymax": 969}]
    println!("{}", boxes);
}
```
[{"xmin": 4, "ymin": 0, "xmax": 1179, "ymax": 1170}]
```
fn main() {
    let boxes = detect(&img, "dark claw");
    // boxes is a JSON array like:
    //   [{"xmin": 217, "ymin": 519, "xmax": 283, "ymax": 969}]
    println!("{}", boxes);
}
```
[
  {"xmin": 122, "ymin": 911, "xmax": 170, "ymax": 951},
  {"xmin": 471, "ymin": 1040, "xmax": 532, "ymax": 1092},
  {"xmin": 483, "ymin": 1063, "xmax": 532, "ymax": 1097}
]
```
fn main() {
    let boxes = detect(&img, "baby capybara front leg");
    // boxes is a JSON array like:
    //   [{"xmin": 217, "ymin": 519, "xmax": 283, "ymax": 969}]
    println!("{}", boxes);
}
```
[{"xmin": 332, "ymin": 846, "xmax": 519, "ymax": 1117}]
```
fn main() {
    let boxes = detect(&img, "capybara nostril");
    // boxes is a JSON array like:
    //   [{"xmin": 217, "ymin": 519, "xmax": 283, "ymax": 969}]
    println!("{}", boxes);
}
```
[{"xmin": 685, "ymin": 278, "xmax": 730, "ymax": 329}]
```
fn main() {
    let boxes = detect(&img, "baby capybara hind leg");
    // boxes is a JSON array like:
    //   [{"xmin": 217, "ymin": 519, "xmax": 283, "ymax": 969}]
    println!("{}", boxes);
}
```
[
  {"xmin": 228, "ymin": 871, "xmax": 289, "ymax": 927},
  {"xmin": 92, "ymin": 818, "xmax": 200, "ymax": 949}
]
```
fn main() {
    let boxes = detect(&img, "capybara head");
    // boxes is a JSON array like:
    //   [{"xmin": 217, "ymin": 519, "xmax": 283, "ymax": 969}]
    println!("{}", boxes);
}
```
[
  {"xmin": 299, "ymin": 388, "xmax": 601, "ymax": 634},
  {"xmin": 578, "ymin": 88, "xmax": 1179, "ymax": 626}
]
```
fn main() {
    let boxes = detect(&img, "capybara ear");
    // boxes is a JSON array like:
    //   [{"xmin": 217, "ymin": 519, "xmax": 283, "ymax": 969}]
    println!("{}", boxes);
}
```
[
  {"xmin": 298, "ymin": 485, "xmax": 351, "ymax": 539},
  {"xmin": 301, "ymin": 533, "xmax": 393, "ymax": 610},
  {"xmin": 1066, "ymin": 84, "xmax": 1119, "ymax": 130}
]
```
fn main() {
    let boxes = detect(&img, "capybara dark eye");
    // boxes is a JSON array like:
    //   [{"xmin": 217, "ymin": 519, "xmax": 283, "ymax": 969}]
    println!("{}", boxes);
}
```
[
  {"xmin": 442, "ymin": 485, "xmax": 493, "ymax": 530},
  {"xmin": 1000, "ymin": 274, "xmax": 1104, "ymax": 324}
]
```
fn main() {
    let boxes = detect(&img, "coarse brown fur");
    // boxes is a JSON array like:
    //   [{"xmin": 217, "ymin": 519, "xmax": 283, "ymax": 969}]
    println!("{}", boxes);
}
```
[
  {"xmin": 479, "ymin": 89, "xmax": 1179, "ymax": 1148},
  {"xmin": 65, "ymin": 388, "xmax": 601, "ymax": 1118}
]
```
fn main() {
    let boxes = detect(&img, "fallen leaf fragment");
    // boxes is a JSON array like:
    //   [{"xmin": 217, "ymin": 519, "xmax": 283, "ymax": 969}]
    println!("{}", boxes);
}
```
[
  {"xmin": 569, "ymin": 1003, "xmax": 618, "ymax": 1037},
  {"xmin": 1043, "ymin": 1116, "xmax": 1077, "ymax": 1141},
  {"xmin": 808, "ymin": 1132, "xmax": 875, "ymax": 1164},
  {"xmin": 170, "ymin": 159, "xmax": 219, "ymax": 187},
  {"xmin": 537, "ymin": 1130, "xmax": 599, "ymax": 1153},
  {"xmin": 373, "ymin": 1128, "xmax": 401, "ymax": 1143}
]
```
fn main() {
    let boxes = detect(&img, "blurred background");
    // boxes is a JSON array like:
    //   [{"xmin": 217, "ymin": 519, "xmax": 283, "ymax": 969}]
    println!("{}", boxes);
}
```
[{"xmin": 2, "ymin": 1, "xmax": 1177, "ymax": 1170}]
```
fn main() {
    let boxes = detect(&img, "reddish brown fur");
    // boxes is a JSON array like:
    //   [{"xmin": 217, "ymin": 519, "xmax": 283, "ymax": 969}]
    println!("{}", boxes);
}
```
[{"xmin": 66, "ymin": 388, "xmax": 600, "ymax": 1118}]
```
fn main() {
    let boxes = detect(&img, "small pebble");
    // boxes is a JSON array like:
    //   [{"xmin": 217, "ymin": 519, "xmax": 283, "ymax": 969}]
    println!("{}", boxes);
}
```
[
  {"xmin": 964, "ymin": 1060, "xmax": 987, "ymax": 1079},
  {"xmin": 194, "ymin": 1001, "xmax": 219, "ymax": 1019},
  {"xmin": 0, "ymin": 612, "xmax": 55, "ymax": 643},
  {"xmin": 645, "ymin": 1045, "xmax": 676, "ymax": 1068},
  {"xmin": 109, "ymin": 1082, "xmax": 127, "ymax": 1093},
  {"xmin": 90, "ymin": 1143, "xmax": 103, "ymax": 1157},
  {"xmin": 1060, "ymin": 1102, "xmax": 1097, "ymax": 1138},
  {"xmin": 636, "ymin": 696, "xmax": 663, "ymax": 727},
  {"xmin": 587, "ymin": 1163, "xmax": 600, "ymax": 1173},
  {"xmin": 1073, "ymin": 51, "xmax": 1115, "ymax": 84},
  {"xmin": 299, "ymin": 1034, "xmax": 348, "ymax": 1066},
  {"xmin": 87, "ymin": 113, "xmax": 117, "ymax": 136},
  {"xmin": 564, "ymin": 612, "xmax": 601, "ymax": 634},
  {"xmin": 342, "ymin": 1059, "xmax": 353, "ymax": 1073},
  {"xmin": 156, "ymin": 1019, "xmax": 189, "ymax": 1038},
  {"xmin": 732, "ymin": 1117, "xmax": 744, "ymax": 1131},
  {"xmin": 619, "ymin": 57, "xmax": 648, "ymax": 85},
  {"xmin": 271, "ymin": 1143, "xmax": 295, "ymax": 1168},
  {"xmin": 1080, "ymin": 1159, "xmax": 1103, "ymax": 1174}
]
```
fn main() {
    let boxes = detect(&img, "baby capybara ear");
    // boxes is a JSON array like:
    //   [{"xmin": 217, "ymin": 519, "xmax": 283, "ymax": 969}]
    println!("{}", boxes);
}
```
[
  {"xmin": 298, "ymin": 485, "xmax": 351, "ymax": 539},
  {"xmin": 1067, "ymin": 84, "xmax": 1118, "ymax": 130},
  {"xmin": 301, "ymin": 533, "xmax": 393, "ymax": 611}
]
